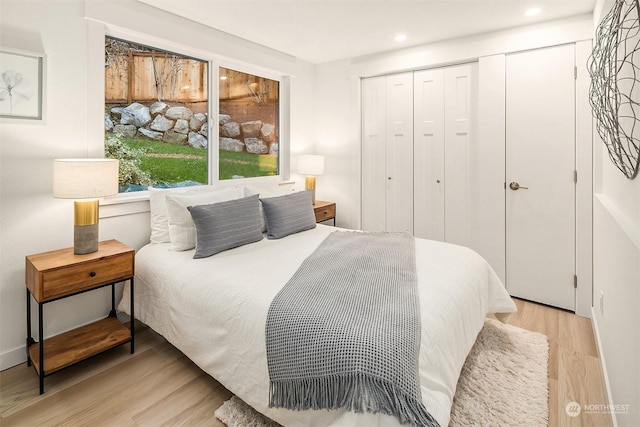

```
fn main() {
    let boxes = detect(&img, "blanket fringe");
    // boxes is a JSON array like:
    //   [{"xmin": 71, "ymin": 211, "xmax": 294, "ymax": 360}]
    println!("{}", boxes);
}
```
[{"xmin": 269, "ymin": 373, "xmax": 439, "ymax": 427}]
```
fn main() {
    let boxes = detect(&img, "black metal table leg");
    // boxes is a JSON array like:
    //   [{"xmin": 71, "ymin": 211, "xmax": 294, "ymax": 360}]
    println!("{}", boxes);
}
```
[
  {"xmin": 26, "ymin": 289, "xmax": 32, "ymax": 366},
  {"xmin": 130, "ymin": 278, "xmax": 135, "ymax": 354},
  {"xmin": 38, "ymin": 302, "xmax": 44, "ymax": 395},
  {"xmin": 109, "ymin": 283, "xmax": 116, "ymax": 318}
]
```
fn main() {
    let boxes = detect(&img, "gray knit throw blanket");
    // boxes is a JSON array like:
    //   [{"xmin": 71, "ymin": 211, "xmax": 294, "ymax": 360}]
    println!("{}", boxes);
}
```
[{"xmin": 265, "ymin": 231, "xmax": 439, "ymax": 426}]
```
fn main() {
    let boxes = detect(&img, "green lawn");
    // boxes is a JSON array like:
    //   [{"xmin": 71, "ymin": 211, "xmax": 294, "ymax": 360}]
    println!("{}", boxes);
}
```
[
  {"xmin": 121, "ymin": 138, "xmax": 277, "ymax": 185},
  {"xmin": 218, "ymin": 150, "xmax": 278, "ymax": 180}
]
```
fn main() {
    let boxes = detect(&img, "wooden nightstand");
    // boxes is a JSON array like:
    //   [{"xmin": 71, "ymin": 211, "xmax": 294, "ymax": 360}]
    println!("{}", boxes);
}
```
[
  {"xmin": 313, "ymin": 201, "xmax": 336, "ymax": 225},
  {"xmin": 25, "ymin": 239, "xmax": 135, "ymax": 394}
]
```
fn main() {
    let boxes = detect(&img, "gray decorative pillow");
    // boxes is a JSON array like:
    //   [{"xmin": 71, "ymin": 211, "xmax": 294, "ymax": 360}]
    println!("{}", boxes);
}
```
[
  {"xmin": 260, "ymin": 190, "xmax": 316, "ymax": 239},
  {"xmin": 187, "ymin": 194, "xmax": 263, "ymax": 259}
]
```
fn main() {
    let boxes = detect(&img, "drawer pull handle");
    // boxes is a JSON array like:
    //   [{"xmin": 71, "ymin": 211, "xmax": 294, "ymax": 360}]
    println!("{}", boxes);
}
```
[{"xmin": 90, "ymin": 272, "xmax": 97, "ymax": 277}]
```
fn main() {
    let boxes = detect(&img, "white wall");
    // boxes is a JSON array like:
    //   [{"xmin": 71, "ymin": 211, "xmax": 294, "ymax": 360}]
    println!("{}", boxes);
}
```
[
  {"xmin": 0, "ymin": 0, "xmax": 316, "ymax": 370},
  {"xmin": 592, "ymin": 122, "xmax": 640, "ymax": 427},
  {"xmin": 312, "ymin": 60, "xmax": 362, "ymax": 228},
  {"xmin": 591, "ymin": 2, "xmax": 640, "ymax": 425}
]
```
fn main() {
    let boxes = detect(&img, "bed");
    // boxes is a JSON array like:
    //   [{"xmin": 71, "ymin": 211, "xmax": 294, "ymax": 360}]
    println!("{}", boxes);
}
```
[{"xmin": 118, "ymin": 198, "xmax": 516, "ymax": 427}]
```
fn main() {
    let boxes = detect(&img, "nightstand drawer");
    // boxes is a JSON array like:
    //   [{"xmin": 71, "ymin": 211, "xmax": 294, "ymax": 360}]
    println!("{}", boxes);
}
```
[
  {"xmin": 26, "ymin": 240, "xmax": 134, "ymax": 302},
  {"xmin": 40, "ymin": 253, "xmax": 133, "ymax": 301},
  {"xmin": 314, "ymin": 203, "xmax": 336, "ymax": 223}
]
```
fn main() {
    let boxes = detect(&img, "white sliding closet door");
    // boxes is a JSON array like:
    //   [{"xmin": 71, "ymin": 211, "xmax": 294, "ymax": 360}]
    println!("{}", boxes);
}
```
[
  {"xmin": 362, "ymin": 76, "xmax": 387, "ymax": 232},
  {"xmin": 444, "ymin": 64, "xmax": 477, "ymax": 247},
  {"xmin": 361, "ymin": 72, "xmax": 413, "ymax": 233},
  {"xmin": 414, "ymin": 68, "xmax": 445, "ymax": 240},
  {"xmin": 386, "ymin": 73, "xmax": 414, "ymax": 233},
  {"xmin": 413, "ymin": 63, "xmax": 477, "ymax": 246}
]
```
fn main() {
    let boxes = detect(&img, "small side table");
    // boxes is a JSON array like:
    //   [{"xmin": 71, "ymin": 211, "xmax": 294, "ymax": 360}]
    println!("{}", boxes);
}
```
[
  {"xmin": 25, "ymin": 239, "xmax": 135, "ymax": 394},
  {"xmin": 313, "ymin": 201, "xmax": 336, "ymax": 226}
]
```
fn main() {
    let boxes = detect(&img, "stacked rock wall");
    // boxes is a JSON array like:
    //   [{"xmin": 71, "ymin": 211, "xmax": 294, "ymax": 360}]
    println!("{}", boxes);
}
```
[
  {"xmin": 218, "ymin": 114, "xmax": 278, "ymax": 156},
  {"xmin": 105, "ymin": 102, "xmax": 278, "ymax": 156},
  {"xmin": 106, "ymin": 102, "xmax": 208, "ymax": 149}
]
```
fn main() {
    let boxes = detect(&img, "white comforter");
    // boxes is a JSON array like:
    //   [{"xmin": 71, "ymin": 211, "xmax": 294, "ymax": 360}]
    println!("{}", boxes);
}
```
[{"xmin": 118, "ymin": 225, "xmax": 516, "ymax": 426}]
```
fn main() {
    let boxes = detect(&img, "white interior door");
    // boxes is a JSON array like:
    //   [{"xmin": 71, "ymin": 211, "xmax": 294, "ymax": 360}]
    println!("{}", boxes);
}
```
[
  {"xmin": 414, "ymin": 68, "xmax": 445, "ymax": 240},
  {"xmin": 506, "ymin": 44, "xmax": 576, "ymax": 311},
  {"xmin": 385, "ymin": 72, "xmax": 414, "ymax": 233}
]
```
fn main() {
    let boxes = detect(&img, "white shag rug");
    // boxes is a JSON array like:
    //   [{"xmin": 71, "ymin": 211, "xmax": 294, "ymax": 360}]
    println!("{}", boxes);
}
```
[{"xmin": 215, "ymin": 318, "xmax": 549, "ymax": 427}]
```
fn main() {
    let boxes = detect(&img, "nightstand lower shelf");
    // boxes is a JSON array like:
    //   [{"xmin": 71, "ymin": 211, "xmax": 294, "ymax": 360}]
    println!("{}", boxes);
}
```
[{"xmin": 28, "ymin": 317, "xmax": 131, "ymax": 376}]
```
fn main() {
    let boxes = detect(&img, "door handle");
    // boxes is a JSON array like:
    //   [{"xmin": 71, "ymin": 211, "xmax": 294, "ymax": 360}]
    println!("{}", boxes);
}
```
[{"xmin": 509, "ymin": 182, "xmax": 528, "ymax": 190}]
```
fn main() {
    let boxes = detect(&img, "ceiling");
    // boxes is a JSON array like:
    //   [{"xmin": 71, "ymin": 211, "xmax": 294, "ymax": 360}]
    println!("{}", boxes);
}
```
[{"xmin": 136, "ymin": 0, "xmax": 596, "ymax": 64}]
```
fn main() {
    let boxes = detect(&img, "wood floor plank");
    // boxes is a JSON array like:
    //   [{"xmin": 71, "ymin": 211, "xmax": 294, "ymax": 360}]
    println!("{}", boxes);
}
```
[
  {"xmin": 133, "ymin": 374, "xmax": 232, "ymax": 427},
  {"xmin": 558, "ymin": 345, "xmax": 613, "ymax": 427},
  {"xmin": 0, "ymin": 299, "xmax": 611, "ymax": 426},
  {"xmin": 2, "ymin": 337, "xmax": 196, "ymax": 425},
  {"xmin": 1, "ymin": 349, "xmax": 163, "ymax": 426},
  {"xmin": 49, "ymin": 349, "xmax": 201, "ymax": 426},
  {"xmin": 559, "ymin": 310, "xmax": 599, "ymax": 358},
  {"xmin": 549, "ymin": 377, "xmax": 559, "ymax": 427},
  {"xmin": 0, "ymin": 319, "xmax": 163, "ymax": 418}
]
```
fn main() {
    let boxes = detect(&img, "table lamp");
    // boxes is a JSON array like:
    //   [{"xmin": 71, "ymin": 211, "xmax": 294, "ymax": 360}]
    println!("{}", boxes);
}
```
[
  {"xmin": 53, "ymin": 159, "xmax": 119, "ymax": 254},
  {"xmin": 298, "ymin": 154, "xmax": 325, "ymax": 204}
]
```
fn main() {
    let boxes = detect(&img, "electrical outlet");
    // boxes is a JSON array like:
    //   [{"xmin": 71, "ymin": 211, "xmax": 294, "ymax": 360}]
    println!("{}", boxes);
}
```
[{"xmin": 600, "ymin": 291, "xmax": 604, "ymax": 315}]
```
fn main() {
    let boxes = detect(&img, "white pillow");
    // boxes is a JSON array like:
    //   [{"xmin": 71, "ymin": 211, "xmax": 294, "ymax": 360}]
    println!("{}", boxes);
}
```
[
  {"xmin": 149, "ymin": 185, "xmax": 240, "ymax": 244},
  {"xmin": 165, "ymin": 187, "xmax": 244, "ymax": 251},
  {"xmin": 243, "ymin": 184, "xmax": 293, "ymax": 198}
]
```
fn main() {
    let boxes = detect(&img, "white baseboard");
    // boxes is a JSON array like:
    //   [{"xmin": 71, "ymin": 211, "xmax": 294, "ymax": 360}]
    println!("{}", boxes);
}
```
[
  {"xmin": 591, "ymin": 306, "xmax": 617, "ymax": 427},
  {"xmin": 0, "ymin": 346, "xmax": 26, "ymax": 372}
]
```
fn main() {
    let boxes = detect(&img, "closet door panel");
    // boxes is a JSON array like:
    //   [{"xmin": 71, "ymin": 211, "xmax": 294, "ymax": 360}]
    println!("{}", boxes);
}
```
[
  {"xmin": 444, "ymin": 63, "xmax": 477, "ymax": 247},
  {"xmin": 413, "ymin": 69, "xmax": 445, "ymax": 240},
  {"xmin": 361, "ymin": 76, "xmax": 387, "ymax": 232},
  {"xmin": 385, "ymin": 72, "xmax": 414, "ymax": 233}
]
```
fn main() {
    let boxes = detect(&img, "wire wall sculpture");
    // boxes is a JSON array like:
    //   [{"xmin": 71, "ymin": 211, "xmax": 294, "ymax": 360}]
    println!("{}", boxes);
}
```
[{"xmin": 588, "ymin": 0, "xmax": 640, "ymax": 179}]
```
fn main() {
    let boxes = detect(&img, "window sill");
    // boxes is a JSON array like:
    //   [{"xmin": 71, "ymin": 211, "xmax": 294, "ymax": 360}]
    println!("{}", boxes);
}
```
[{"xmin": 100, "ymin": 192, "xmax": 150, "ymax": 219}]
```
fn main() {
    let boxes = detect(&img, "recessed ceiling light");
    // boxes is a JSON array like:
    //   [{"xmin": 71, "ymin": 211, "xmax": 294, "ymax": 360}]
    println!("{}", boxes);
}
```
[
  {"xmin": 394, "ymin": 34, "xmax": 407, "ymax": 42},
  {"xmin": 525, "ymin": 8, "xmax": 542, "ymax": 17},
  {"xmin": 220, "ymin": 76, "xmax": 227, "ymax": 80}
]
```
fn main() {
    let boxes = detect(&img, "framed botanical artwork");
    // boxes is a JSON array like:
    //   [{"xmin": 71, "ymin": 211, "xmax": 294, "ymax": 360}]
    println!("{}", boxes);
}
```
[{"xmin": 0, "ymin": 48, "xmax": 44, "ymax": 120}]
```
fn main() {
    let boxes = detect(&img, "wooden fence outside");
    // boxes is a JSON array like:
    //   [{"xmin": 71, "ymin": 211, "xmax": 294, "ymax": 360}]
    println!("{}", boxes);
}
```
[
  {"xmin": 105, "ymin": 53, "xmax": 279, "ymax": 105},
  {"xmin": 219, "ymin": 67, "xmax": 279, "ymax": 103},
  {"xmin": 105, "ymin": 51, "xmax": 208, "ymax": 104}
]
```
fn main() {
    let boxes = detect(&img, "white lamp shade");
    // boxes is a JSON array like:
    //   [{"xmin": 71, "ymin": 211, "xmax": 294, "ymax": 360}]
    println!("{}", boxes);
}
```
[
  {"xmin": 53, "ymin": 158, "xmax": 119, "ymax": 199},
  {"xmin": 298, "ymin": 154, "xmax": 325, "ymax": 176}
]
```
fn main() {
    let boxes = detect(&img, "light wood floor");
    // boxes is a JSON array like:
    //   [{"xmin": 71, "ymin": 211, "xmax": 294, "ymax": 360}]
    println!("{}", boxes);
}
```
[{"xmin": 1, "ymin": 298, "xmax": 611, "ymax": 426}]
